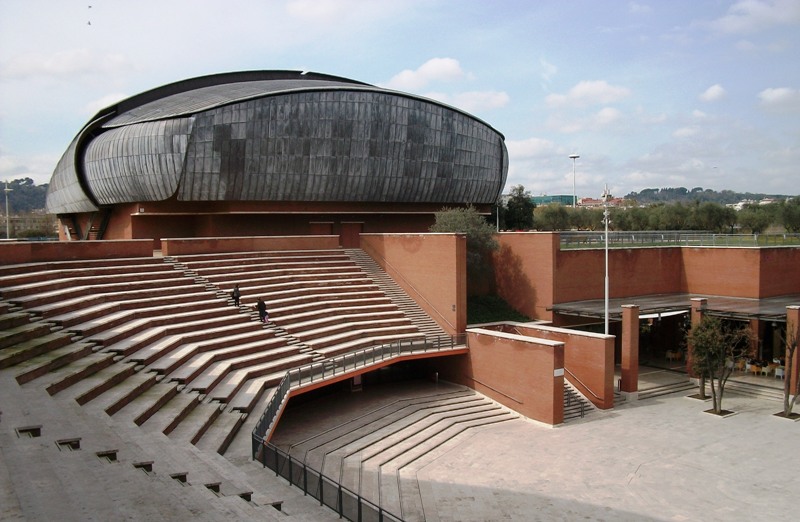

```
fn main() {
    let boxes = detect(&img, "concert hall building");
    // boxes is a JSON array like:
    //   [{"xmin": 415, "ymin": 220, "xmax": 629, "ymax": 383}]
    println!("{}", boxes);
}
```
[{"xmin": 46, "ymin": 70, "xmax": 508, "ymax": 247}]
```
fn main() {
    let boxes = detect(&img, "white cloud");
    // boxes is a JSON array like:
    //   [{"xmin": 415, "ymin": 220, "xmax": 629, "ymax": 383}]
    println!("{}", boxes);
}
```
[
  {"xmin": 85, "ymin": 93, "xmax": 129, "ymax": 117},
  {"xmin": 0, "ymin": 49, "xmax": 129, "ymax": 79},
  {"xmin": 506, "ymin": 137, "xmax": 558, "ymax": 160},
  {"xmin": 707, "ymin": 0, "xmax": 800, "ymax": 35},
  {"xmin": 545, "ymin": 80, "xmax": 631, "ymax": 108},
  {"xmin": 699, "ymin": 84, "xmax": 726, "ymax": 102},
  {"xmin": 673, "ymin": 126, "xmax": 699, "ymax": 138},
  {"xmin": 757, "ymin": 87, "xmax": 800, "ymax": 111},
  {"xmin": 0, "ymin": 152, "xmax": 60, "ymax": 186},
  {"xmin": 546, "ymin": 107, "xmax": 624, "ymax": 133},
  {"xmin": 628, "ymin": 2, "xmax": 652, "ymax": 14},
  {"xmin": 426, "ymin": 90, "xmax": 509, "ymax": 112},
  {"xmin": 539, "ymin": 58, "xmax": 557, "ymax": 84},
  {"xmin": 692, "ymin": 110, "xmax": 708, "ymax": 118},
  {"xmin": 594, "ymin": 107, "xmax": 622, "ymax": 126},
  {"xmin": 382, "ymin": 58, "xmax": 466, "ymax": 91}
]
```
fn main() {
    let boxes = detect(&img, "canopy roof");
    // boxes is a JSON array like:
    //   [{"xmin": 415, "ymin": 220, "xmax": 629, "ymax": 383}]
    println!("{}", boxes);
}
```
[{"xmin": 551, "ymin": 293, "xmax": 800, "ymax": 322}]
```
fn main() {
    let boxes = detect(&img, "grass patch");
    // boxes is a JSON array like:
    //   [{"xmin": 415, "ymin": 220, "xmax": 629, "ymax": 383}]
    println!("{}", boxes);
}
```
[{"xmin": 468, "ymin": 294, "xmax": 531, "ymax": 324}]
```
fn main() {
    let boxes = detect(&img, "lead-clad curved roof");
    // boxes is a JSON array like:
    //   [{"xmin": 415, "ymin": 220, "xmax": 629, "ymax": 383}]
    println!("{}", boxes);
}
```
[{"xmin": 46, "ymin": 70, "xmax": 508, "ymax": 214}]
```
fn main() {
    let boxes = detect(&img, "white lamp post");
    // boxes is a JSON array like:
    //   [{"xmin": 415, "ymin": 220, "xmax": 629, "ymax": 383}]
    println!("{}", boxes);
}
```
[
  {"xmin": 569, "ymin": 154, "xmax": 579, "ymax": 208},
  {"xmin": 602, "ymin": 183, "xmax": 610, "ymax": 334},
  {"xmin": 3, "ymin": 181, "xmax": 11, "ymax": 240}
]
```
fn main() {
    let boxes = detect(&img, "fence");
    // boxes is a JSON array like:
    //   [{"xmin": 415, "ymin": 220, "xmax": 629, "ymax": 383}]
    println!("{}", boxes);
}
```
[{"xmin": 560, "ymin": 231, "xmax": 800, "ymax": 249}]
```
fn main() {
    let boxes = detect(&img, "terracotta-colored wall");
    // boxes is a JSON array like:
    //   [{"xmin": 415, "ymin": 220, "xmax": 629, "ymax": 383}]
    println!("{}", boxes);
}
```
[
  {"xmin": 680, "ymin": 248, "xmax": 761, "ymax": 297},
  {"xmin": 555, "ymin": 247, "xmax": 684, "ymax": 303},
  {"xmin": 490, "ymin": 322, "xmax": 614, "ymax": 409},
  {"xmin": 494, "ymin": 233, "xmax": 557, "ymax": 320},
  {"xmin": 464, "ymin": 328, "xmax": 564, "ymax": 425},
  {"xmin": 160, "ymin": 236, "xmax": 341, "ymax": 256},
  {"xmin": 493, "ymin": 234, "xmax": 800, "ymax": 320},
  {"xmin": 0, "ymin": 240, "xmax": 155, "ymax": 265},
  {"xmin": 759, "ymin": 249, "xmax": 800, "ymax": 297},
  {"xmin": 360, "ymin": 233, "xmax": 466, "ymax": 336}
]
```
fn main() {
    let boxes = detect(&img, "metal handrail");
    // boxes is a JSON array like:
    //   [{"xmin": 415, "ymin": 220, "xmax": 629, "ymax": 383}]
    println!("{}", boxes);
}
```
[
  {"xmin": 563, "ymin": 367, "xmax": 602, "ymax": 401},
  {"xmin": 251, "ymin": 334, "xmax": 467, "ymax": 459},
  {"xmin": 560, "ymin": 231, "xmax": 800, "ymax": 249}
]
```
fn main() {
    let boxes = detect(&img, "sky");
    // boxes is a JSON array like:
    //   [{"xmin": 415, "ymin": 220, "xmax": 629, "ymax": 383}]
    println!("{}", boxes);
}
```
[{"xmin": 1, "ymin": 0, "xmax": 798, "ymax": 201}]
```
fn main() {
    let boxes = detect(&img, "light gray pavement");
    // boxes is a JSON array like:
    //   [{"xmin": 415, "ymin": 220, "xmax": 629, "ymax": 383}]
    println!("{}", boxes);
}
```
[
  {"xmin": 274, "ymin": 374, "xmax": 797, "ymax": 522},
  {"xmin": 417, "ymin": 391, "xmax": 796, "ymax": 521}
]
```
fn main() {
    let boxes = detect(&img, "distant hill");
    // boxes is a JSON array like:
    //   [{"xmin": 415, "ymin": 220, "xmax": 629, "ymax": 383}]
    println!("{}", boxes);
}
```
[
  {"xmin": 2, "ymin": 178, "xmax": 48, "ymax": 213},
  {"xmin": 625, "ymin": 187, "xmax": 790, "ymax": 205}
]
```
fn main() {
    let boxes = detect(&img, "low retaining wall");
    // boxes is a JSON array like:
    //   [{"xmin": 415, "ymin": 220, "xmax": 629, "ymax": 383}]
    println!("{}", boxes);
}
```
[
  {"xmin": 160, "ymin": 235, "xmax": 341, "ymax": 256},
  {"xmin": 0, "ymin": 240, "xmax": 155, "ymax": 265},
  {"xmin": 478, "ymin": 322, "xmax": 614, "ymax": 410},
  {"xmin": 461, "ymin": 327, "xmax": 564, "ymax": 425}
]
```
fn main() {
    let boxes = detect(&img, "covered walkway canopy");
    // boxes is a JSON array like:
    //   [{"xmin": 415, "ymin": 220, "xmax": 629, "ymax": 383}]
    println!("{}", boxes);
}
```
[{"xmin": 551, "ymin": 293, "xmax": 800, "ymax": 323}]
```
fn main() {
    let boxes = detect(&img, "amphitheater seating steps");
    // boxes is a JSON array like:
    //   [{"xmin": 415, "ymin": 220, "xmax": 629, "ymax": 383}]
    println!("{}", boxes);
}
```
[
  {"xmin": 0, "ymin": 369, "xmax": 311, "ymax": 521},
  {"xmin": 0, "ymin": 327, "xmax": 74, "ymax": 369},
  {"xmin": 140, "ymin": 390, "xmax": 204, "ymax": 435},
  {"xmin": 345, "ymin": 249, "xmax": 450, "ymax": 338},
  {"xmin": 2, "ymin": 248, "xmax": 460, "ymax": 520},
  {"xmin": 273, "ymin": 384, "xmax": 518, "ymax": 521}
]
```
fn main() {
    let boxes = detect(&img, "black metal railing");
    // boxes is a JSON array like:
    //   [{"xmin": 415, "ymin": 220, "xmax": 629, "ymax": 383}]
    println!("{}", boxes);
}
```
[{"xmin": 257, "ymin": 443, "xmax": 403, "ymax": 522}]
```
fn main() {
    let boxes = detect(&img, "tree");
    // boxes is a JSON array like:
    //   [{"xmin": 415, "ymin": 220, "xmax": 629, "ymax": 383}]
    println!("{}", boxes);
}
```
[
  {"xmin": 779, "ymin": 326, "xmax": 799, "ymax": 418},
  {"xmin": 781, "ymin": 198, "xmax": 800, "ymax": 233},
  {"xmin": 737, "ymin": 204, "xmax": 773, "ymax": 234},
  {"xmin": 689, "ymin": 316, "xmax": 754, "ymax": 415},
  {"xmin": 505, "ymin": 185, "xmax": 535, "ymax": 230},
  {"xmin": 534, "ymin": 204, "xmax": 569, "ymax": 231},
  {"xmin": 430, "ymin": 205, "xmax": 498, "ymax": 279}
]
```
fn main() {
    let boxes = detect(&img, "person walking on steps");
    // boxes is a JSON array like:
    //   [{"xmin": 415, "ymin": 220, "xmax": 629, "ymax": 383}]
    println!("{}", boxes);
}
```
[
  {"xmin": 256, "ymin": 297, "xmax": 268, "ymax": 323},
  {"xmin": 231, "ymin": 284, "xmax": 241, "ymax": 307}
]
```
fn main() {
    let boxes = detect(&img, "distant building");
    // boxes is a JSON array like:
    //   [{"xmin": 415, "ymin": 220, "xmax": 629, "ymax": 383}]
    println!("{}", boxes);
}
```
[
  {"xmin": 578, "ymin": 196, "xmax": 625, "ymax": 208},
  {"xmin": 532, "ymin": 195, "xmax": 574, "ymax": 206}
]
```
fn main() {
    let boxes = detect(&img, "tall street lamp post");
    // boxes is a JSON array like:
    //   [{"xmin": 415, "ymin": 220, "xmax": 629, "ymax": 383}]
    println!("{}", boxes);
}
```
[
  {"xmin": 602, "ymin": 183, "xmax": 610, "ymax": 335},
  {"xmin": 3, "ymin": 181, "xmax": 11, "ymax": 240},
  {"xmin": 569, "ymin": 154, "xmax": 579, "ymax": 208}
]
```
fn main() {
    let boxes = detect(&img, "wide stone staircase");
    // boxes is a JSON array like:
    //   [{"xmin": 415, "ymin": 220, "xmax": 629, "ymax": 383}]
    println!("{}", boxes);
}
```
[
  {"xmin": 0, "ymin": 249, "xmax": 455, "ymax": 520},
  {"xmin": 270, "ymin": 382, "xmax": 521, "ymax": 522}
]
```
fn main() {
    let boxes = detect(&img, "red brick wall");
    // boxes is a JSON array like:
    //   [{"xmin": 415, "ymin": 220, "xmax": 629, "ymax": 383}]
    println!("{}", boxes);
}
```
[
  {"xmin": 0, "ymin": 240, "xmax": 155, "ymax": 265},
  {"xmin": 464, "ymin": 328, "xmax": 564, "ymax": 425},
  {"xmin": 680, "ymin": 248, "xmax": 761, "ymax": 297},
  {"xmin": 492, "ymin": 233, "xmax": 800, "ymax": 320},
  {"xmin": 160, "ymin": 236, "xmax": 341, "ymax": 256},
  {"xmin": 494, "ymin": 233, "xmax": 557, "ymax": 320},
  {"xmin": 361, "ymin": 233, "xmax": 466, "ymax": 335},
  {"xmin": 496, "ymin": 323, "xmax": 614, "ymax": 409},
  {"xmin": 758, "ymin": 248, "xmax": 800, "ymax": 297}
]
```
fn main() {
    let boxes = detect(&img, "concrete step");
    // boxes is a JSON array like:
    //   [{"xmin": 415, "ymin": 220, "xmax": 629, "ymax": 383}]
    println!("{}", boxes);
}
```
[
  {"xmin": 141, "ymin": 391, "xmax": 203, "ymax": 435},
  {"xmin": 194, "ymin": 409, "xmax": 248, "ymax": 456},
  {"xmin": 168, "ymin": 400, "xmax": 224, "ymax": 445},
  {"xmin": 13, "ymin": 341, "xmax": 96, "ymax": 385},
  {"xmin": 379, "ymin": 412, "xmax": 519, "ymax": 519},
  {"xmin": 111, "ymin": 381, "xmax": 180, "ymax": 426},
  {"xmin": 120, "ymin": 320, "xmax": 267, "ymax": 364},
  {"xmin": 39, "ymin": 352, "xmax": 117, "ymax": 396},
  {"xmin": 305, "ymin": 394, "xmax": 487, "ymax": 476},
  {"xmin": 75, "ymin": 304, "xmax": 231, "ymax": 340},
  {"xmin": 0, "ymin": 329, "xmax": 73, "ymax": 368},
  {"xmin": 302, "ymin": 324, "xmax": 419, "ymax": 350},
  {"xmin": 166, "ymin": 340, "xmax": 294, "ymax": 385},
  {"xmin": 199, "ymin": 354, "xmax": 315, "ymax": 402},
  {"xmin": 85, "ymin": 370, "xmax": 159, "ymax": 416}
]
